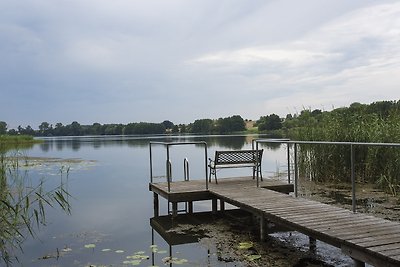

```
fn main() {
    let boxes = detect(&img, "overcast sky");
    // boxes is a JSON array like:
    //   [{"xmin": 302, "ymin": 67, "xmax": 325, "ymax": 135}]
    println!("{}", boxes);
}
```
[{"xmin": 1, "ymin": 0, "xmax": 400, "ymax": 128}]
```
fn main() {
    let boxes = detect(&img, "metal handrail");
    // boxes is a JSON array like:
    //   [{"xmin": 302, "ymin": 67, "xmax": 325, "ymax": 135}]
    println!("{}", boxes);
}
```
[
  {"xmin": 149, "ymin": 141, "xmax": 208, "ymax": 192},
  {"xmin": 254, "ymin": 138, "xmax": 400, "ymax": 212},
  {"xmin": 183, "ymin": 158, "xmax": 190, "ymax": 181},
  {"xmin": 166, "ymin": 159, "xmax": 172, "ymax": 191}
]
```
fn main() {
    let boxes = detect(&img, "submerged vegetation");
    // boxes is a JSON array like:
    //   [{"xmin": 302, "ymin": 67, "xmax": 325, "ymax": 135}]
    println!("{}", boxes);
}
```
[{"xmin": 0, "ymin": 143, "xmax": 70, "ymax": 265}]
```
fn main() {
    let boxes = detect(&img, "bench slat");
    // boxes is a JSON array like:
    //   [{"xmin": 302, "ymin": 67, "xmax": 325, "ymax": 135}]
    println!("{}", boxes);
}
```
[{"xmin": 209, "ymin": 149, "xmax": 263, "ymax": 183}]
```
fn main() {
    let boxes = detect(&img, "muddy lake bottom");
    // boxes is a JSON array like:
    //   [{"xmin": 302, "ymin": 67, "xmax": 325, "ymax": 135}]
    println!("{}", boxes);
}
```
[{"xmin": 153, "ymin": 210, "xmax": 356, "ymax": 267}]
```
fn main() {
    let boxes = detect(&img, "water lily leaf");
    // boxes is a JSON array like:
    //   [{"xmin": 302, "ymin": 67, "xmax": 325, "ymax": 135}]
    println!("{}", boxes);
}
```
[
  {"xmin": 122, "ymin": 259, "xmax": 141, "ymax": 265},
  {"xmin": 115, "ymin": 250, "xmax": 125, "ymax": 253},
  {"xmin": 157, "ymin": 250, "xmax": 167, "ymax": 254},
  {"xmin": 84, "ymin": 244, "xmax": 96, "ymax": 249},
  {"xmin": 127, "ymin": 255, "xmax": 149, "ymax": 260},
  {"xmin": 247, "ymin": 254, "xmax": 261, "ymax": 261},
  {"xmin": 62, "ymin": 247, "xmax": 72, "ymax": 252},
  {"xmin": 238, "ymin": 242, "xmax": 253, "ymax": 249},
  {"xmin": 150, "ymin": 245, "xmax": 158, "ymax": 253},
  {"xmin": 135, "ymin": 251, "xmax": 145, "ymax": 254},
  {"xmin": 173, "ymin": 258, "xmax": 188, "ymax": 265},
  {"xmin": 101, "ymin": 248, "xmax": 111, "ymax": 252}
]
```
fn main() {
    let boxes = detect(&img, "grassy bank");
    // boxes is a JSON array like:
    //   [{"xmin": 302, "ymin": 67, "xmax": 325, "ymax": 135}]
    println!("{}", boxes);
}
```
[{"xmin": 0, "ymin": 135, "xmax": 41, "ymax": 153}]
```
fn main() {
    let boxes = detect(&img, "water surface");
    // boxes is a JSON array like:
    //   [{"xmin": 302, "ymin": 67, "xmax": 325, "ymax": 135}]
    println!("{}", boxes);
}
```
[{"xmin": 14, "ymin": 134, "xmax": 287, "ymax": 266}]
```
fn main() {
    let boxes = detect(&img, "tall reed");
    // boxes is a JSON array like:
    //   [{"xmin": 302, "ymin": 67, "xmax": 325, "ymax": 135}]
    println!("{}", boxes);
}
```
[
  {"xmin": 0, "ymin": 147, "xmax": 70, "ymax": 265},
  {"xmin": 287, "ymin": 104, "xmax": 400, "ymax": 195}
]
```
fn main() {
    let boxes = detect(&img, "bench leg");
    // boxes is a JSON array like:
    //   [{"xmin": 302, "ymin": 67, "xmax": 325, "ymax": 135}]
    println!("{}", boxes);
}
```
[
  {"xmin": 209, "ymin": 167, "xmax": 218, "ymax": 184},
  {"xmin": 254, "ymin": 165, "xmax": 263, "ymax": 181}
]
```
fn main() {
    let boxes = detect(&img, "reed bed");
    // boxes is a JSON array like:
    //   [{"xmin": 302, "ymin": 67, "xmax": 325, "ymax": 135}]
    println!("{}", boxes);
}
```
[{"xmin": 287, "ymin": 104, "xmax": 400, "ymax": 196}]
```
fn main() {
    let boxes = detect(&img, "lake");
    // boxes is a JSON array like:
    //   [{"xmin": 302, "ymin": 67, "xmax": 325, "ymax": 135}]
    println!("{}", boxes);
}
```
[
  {"xmin": 11, "ymin": 134, "xmax": 357, "ymax": 266},
  {"xmin": 9, "ymin": 134, "xmax": 282, "ymax": 266}
]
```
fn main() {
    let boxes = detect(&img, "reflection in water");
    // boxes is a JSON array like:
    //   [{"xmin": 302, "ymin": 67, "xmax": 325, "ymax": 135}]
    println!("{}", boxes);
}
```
[
  {"xmin": 150, "ymin": 211, "xmax": 248, "ymax": 267},
  {"xmin": 37, "ymin": 134, "xmax": 269, "ymax": 152},
  {"xmin": 12, "ymin": 134, "xmax": 292, "ymax": 266}
]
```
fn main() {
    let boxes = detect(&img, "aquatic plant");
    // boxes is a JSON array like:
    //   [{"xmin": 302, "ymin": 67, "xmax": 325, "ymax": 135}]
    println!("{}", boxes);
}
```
[
  {"xmin": 287, "ymin": 103, "xmax": 400, "ymax": 196},
  {"xmin": 0, "ymin": 149, "xmax": 70, "ymax": 266}
]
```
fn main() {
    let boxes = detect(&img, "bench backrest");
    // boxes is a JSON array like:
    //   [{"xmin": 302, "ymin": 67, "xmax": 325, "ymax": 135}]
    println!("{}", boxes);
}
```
[{"xmin": 214, "ymin": 149, "xmax": 263, "ymax": 165}]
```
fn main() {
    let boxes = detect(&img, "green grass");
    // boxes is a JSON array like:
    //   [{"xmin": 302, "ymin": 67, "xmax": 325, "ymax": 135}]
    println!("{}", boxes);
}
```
[{"xmin": 0, "ymin": 135, "xmax": 41, "ymax": 153}]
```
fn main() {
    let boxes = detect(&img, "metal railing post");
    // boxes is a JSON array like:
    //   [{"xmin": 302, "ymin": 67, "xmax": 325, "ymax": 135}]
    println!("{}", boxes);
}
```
[
  {"xmin": 294, "ymin": 143, "xmax": 298, "ymax": 198},
  {"xmin": 149, "ymin": 143, "xmax": 153, "ymax": 183},
  {"xmin": 166, "ymin": 145, "xmax": 171, "ymax": 192},
  {"xmin": 183, "ymin": 158, "xmax": 190, "ymax": 181},
  {"xmin": 351, "ymin": 144, "xmax": 356, "ymax": 213},
  {"xmin": 205, "ymin": 144, "xmax": 208, "ymax": 190},
  {"xmin": 287, "ymin": 143, "xmax": 291, "ymax": 184},
  {"xmin": 256, "ymin": 141, "xmax": 260, "ymax": 188}
]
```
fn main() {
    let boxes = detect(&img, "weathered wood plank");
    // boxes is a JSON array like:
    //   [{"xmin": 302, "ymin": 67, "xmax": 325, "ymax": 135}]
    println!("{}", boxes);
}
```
[{"xmin": 149, "ymin": 176, "xmax": 400, "ymax": 266}]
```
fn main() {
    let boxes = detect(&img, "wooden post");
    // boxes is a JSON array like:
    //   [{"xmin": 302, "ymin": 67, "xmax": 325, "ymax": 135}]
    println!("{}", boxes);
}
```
[
  {"xmin": 220, "ymin": 199, "xmax": 225, "ymax": 211},
  {"xmin": 212, "ymin": 198, "xmax": 218, "ymax": 214},
  {"xmin": 188, "ymin": 201, "xmax": 193, "ymax": 214},
  {"xmin": 260, "ymin": 215, "xmax": 265, "ymax": 241},
  {"xmin": 353, "ymin": 259, "xmax": 365, "ymax": 267},
  {"xmin": 309, "ymin": 236, "xmax": 316, "ymax": 253},
  {"xmin": 172, "ymin": 202, "xmax": 178, "ymax": 217},
  {"xmin": 153, "ymin": 193, "xmax": 159, "ymax": 217}
]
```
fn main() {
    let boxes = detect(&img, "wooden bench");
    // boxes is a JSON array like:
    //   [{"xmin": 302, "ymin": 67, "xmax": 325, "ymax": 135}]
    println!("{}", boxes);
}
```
[{"xmin": 208, "ymin": 149, "xmax": 263, "ymax": 183}]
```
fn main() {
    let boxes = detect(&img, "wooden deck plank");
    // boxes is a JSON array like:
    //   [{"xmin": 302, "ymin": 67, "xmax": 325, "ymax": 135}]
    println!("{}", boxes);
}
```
[
  {"xmin": 149, "ymin": 177, "xmax": 400, "ymax": 266},
  {"xmin": 347, "ymin": 228, "xmax": 400, "ymax": 242},
  {"xmin": 358, "ymin": 237, "xmax": 400, "ymax": 248}
]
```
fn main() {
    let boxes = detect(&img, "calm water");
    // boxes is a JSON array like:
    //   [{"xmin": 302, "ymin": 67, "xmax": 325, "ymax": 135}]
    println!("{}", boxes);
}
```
[{"xmin": 13, "ymin": 134, "xmax": 289, "ymax": 266}]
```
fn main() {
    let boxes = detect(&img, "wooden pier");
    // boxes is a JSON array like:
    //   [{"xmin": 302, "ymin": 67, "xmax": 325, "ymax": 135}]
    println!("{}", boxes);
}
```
[{"xmin": 150, "ymin": 177, "xmax": 400, "ymax": 266}]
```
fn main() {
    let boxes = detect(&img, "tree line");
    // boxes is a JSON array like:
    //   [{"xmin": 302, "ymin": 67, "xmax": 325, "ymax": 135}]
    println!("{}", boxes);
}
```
[
  {"xmin": 0, "ymin": 115, "xmax": 250, "ymax": 136},
  {"xmin": 2, "ymin": 100, "xmax": 400, "ymax": 138}
]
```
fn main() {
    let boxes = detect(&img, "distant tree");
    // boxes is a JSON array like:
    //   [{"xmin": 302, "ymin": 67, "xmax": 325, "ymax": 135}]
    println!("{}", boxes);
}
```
[
  {"xmin": 38, "ymin": 122, "xmax": 52, "ymax": 136},
  {"xmin": 216, "ymin": 115, "xmax": 246, "ymax": 133},
  {"xmin": 311, "ymin": 109, "xmax": 322, "ymax": 116},
  {"xmin": 0, "ymin": 121, "xmax": 7, "ymax": 135},
  {"xmin": 179, "ymin": 124, "xmax": 187, "ymax": 133},
  {"xmin": 103, "ymin": 124, "xmax": 123, "ymax": 135},
  {"xmin": 191, "ymin": 119, "xmax": 213, "ymax": 133},
  {"xmin": 162, "ymin": 120, "xmax": 174, "ymax": 129},
  {"xmin": 18, "ymin": 125, "xmax": 35, "ymax": 136},
  {"xmin": 257, "ymin": 114, "xmax": 282, "ymax": 131},
  {"xmin": 229, "ymin": 115, "xmax": 246, "ymax": 132},
  {"xmin": 90, "ymin": 123, "xmax": 103, "ymax": 135},
  {"xmin": 172, "ymin": 125, "xmax": 179, "ymax": 133},
  {"xmin": 123, "ymin": 122, "xmax": 165, "ymax": 135},
  {"xmin": 53, "ymin": 123, "xmax": 65, "ymax": 136},
  {"xmin": 69, "ymin": 121, "xmax": 82, "ymax": 136}
]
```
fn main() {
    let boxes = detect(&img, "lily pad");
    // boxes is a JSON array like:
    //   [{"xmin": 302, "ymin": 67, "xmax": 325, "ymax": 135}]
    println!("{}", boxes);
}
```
[
  {"xmin": 247, "ymin": 254, "xmax": 262, "ymax": 261},
  {"xmin": 238, "ymin": 242, "xmax": 253, "ymax": 249},
  {"xmin": 115, "ymin": 250, "xmax": 125, "ymax": 253},
  {"xmin": 84, "ymin": 244, "xmax": 96, "ymax": 249},
  {"xmin": 150, "ymin": 244, "xmax": 158, "ymax": 253},
  {"xmin": 101, "ymin": 248, "xmax": 111, "ymax": 252},
  {"xmin": 122, "ymin": 259, "xmax": 141, "ymax": 265},
  {"xmin": 127, "ymin": 255, "xmax": 149, "ymax": 260}
]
